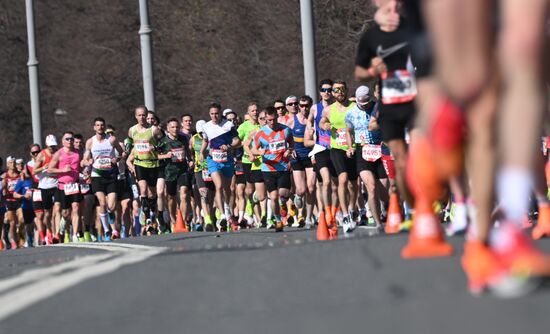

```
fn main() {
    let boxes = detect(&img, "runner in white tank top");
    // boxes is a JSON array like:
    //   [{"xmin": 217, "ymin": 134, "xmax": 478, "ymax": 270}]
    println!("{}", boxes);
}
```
[{"xmin": 83, "ymin": 117, "xmax": 124, "ymax": 241}]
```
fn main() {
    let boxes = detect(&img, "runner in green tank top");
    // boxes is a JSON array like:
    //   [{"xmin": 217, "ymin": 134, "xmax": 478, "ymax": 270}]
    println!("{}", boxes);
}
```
[
  {"xmin": 237, "ymin": 102, "xmax": 263, "ymax": 227},
  {"xmin": 321, "ymin": 80, "xmax": 359, "ymax": 234},
  {"xmin": 190, "ymin": 120, "xmax": 216, "ymax": 231},
  {"xmin": 126, "ymin": 106, "xmax": 164, "ymax": 228},
  {"xmin": 242, "ymin": 108, "xmax": 268, "ymax": 227}
]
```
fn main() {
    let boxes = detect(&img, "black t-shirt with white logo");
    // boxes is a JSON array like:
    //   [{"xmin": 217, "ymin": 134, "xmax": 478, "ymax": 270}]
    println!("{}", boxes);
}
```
[{"xmin": 355, "ymin": 22, "xmax": 416, "ymax": 114}]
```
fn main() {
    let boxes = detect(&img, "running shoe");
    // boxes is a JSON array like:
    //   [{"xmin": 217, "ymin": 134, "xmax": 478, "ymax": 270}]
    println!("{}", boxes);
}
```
[
  {"xmin": 112, "ymin": 230, "xmax": 120, "ymax": 240},
  {"xmin": 217, "ymin": 219, "xmax": 228, "ymax": 232},
  {"xmin": 493, "ymin": 223, "xmax": 550, "ymax": 277},
  {"xmin": 46, "ymin": 231, "xmax": 53, "ymax": 245},
  {"xmin": 399, "ymin": 219, "xmax": 413, "ymax": 232},
  {"xmin": 204, "ymin": 223, "xmax": 214, "ymax": 232},
  {"xmin": 305, "ymin": 218, "xmax": 314, "ymax": 230},
  {"xmin": 260, "ymin": 216, "xmax": 267, "ymax": 228},
  {"xmin": 446, "ymin": 202, "xmax": 468, "ymax": 236},
  {"xmin": 344, "ymin": 215, "xmax": 357, "ymax": 233},
  {"xmin": 83, "ymin": 231, "xmax": 92, "ymax": 242},
  {"xmin": 461, "ymin": 239, "xmax": 535, "ymax": 297},
  {"xmin": 292, "ymin": 217, "xmax": 305, "ymax": 228},
  {"xmin": 10, "ymin": 240, "xmax": 17, "ymax": 250},
  {"xmin": 195, "ymin": 223, "xmax": 204, "ymax": 232},
  {"xmin": 266, "ymin": 218, "xmax": 276, "ymax": 230},
  {"xmin": 52, "ymin": 234, "xmax": 61, "ymax": 244},
  {"xmin": 275, "ymin": 220, "xmax": 284, "ymax": 232},
  {"xmin": 63, "ymin": 232, "xmax": 70, "ymax": 244},
  {"xmin": 229, "ymin": 216, "xmax": 239, "ymax": 231},
  {"xmin": 364, "ymin": 217, "xmax": 379, "ymax": 230},
  {"xmin": 72, "ymin": 234, "xmax": 79, "ymax": 243},
  {"xmin": 103, "ymin": 231, "xmax": 112, "ymax": 242}
]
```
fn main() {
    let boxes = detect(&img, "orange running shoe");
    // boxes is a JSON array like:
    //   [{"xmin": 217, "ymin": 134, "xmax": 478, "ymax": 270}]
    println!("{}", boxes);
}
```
[
  {"xmin": 462, "ymin": 240, "xmax": 536, "ymax": 297},
  {"xmin": 532, "ymin": 204, "xmax": 550, "ymax": 240},
  {"xmin": 495, "ymin": 223, "xmax": 550, "ymax": 277}
]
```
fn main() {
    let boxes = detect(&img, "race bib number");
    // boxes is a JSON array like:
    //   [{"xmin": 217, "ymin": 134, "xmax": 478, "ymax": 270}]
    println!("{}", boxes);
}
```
[
  {"xmin": 381, "ymin": 70, "xmax": 417, "ymax": 104},
  {"xmin": 336, "ymin": 129, "xmax": 348, "ymax": 147},
  {"xmin": 134, "ymin": 141, "xmax": 151, "ymax": 155},
  {"xmin": 211, "ymin": 149, "xmax": 228, "ymax": 163},
  {"xmin": 362, "ymin": 144, "xmax": 382, "ymax": 162},
  {"xmin": 235, "ymin": 161, "xmax": 244, "ymax": 175},
  {"xmin": 93, "ymin": 156, "xmax": 112, "ymax": 170},
  {"xmin": 268, "ymin": 140, "xmax": 286, "ymax": 153},
  {"xmin": 7, "ymin": 180, "xmax": 17, "ymax": 192},
  {"xmin": 32, "ymin": 189, "xmax": 42, "ymax": 202},
  {"xmin": 171, "ymin": 148, "xmax": 185, "ymax": 163},
  {"xmin": 80, "ymin": 183, "xmax": 90, "ymax": 194},
  {"xmin": 202, "ymin": 169, "xmax": 212, "ymax": 182},
  {"xmin": 64, "ymin": 183, "xmax": 80, "ymax": 195}
]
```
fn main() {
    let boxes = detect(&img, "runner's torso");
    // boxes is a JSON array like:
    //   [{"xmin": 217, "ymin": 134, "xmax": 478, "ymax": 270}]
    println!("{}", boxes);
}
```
[
  {"xmin": 131, "ymin": 125, "xmax": 159, "ymax": 168},
  {"xmin": 91, "ymin": 135, "xmax": 117, "ymax": 177},
  {"xmin": 57, "ymin": 148, "xmax": 80, "ymax": 190},
  {"xmin": 292, "ymin": 114, "xmax": 311, "ymax": 159},
  {"xmin": 38, "ymin": 149, "xmax": 58, "ymax": 189},
  {"xmin": 329, "ymin": 102, "xmax": 356, "ymax": 150}
]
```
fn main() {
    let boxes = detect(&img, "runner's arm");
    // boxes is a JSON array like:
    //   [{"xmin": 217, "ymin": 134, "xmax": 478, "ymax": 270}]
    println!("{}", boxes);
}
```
[
  {"xmin": 304, "ymin": 123, "xmax": 316, "ymax": 148},
  {"xmin": 249, "ymin": 132, "xmax": 265, "ymax": 156},
  {"xmin": 32, "ymin": 153, "xmax": 46, "ymax": 174},
  {"xmin": 82, "ymin": 139, "xmax": 93, "ymax": 167},
  {"xmin": 199, "ymin": 137, "xmax": 208, "ymax": 162},
  {"xmin": 47, "ymin": 151, "xmax": 65, "ymax": 174},
  {"xmin": 126, "ymin": 152, "xmax": 135, "ymax": 175},
  {"xmin": 242, "ymin": 132, "xmax": 255, "ymax": 157}
]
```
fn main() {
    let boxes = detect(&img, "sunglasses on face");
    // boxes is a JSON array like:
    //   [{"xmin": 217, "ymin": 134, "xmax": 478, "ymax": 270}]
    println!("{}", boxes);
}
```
[
  {"xmin": 320, "ymin": 88, "xmax": 332, "ymax": 93},
  {"xmin": 299, "ymin": 104, "xmax": 310, "ymax": 108},
  {"xmin": 64, "ymin": 137, "xmax": 74, "ymax": 141},
  {"xmin": 332, "ymin": 87, "xmax": 345, "ymax": 94},
  {"xmin": 286, "ymin": 102, "xmax": 298, "ymax": 107},
  {"xmin": 275, "ymin": 106, "xmax": 285, "ymax": 110},
  {"xmin": 31, "ymin": 151, "xmax": 40, "ymax": 155}
]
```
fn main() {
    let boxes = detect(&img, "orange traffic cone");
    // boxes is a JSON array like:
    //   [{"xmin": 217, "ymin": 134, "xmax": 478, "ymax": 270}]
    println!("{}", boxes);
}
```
[
  {"xmin": 173, "ymin": 208, "xmax": 189, "ymax": 233},
  {"xmin": 401, "ymin": 197, "xmax": 453, "ymax": 258},
  {"xmin": 316, "ymin": 211, "xmax": 330, "ymax": 241},
  {"xmin": 385, "ymin": 192, "xmax": 402, "ymax": 234},
  {"xmin": 533, "ymin": 204, "xmax": 550, "ymax": 239}
]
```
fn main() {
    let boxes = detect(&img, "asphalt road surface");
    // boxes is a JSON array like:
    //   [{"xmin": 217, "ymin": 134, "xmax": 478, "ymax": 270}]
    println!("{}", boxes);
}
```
[{"xmin": 1, "ymin": 227, "xmax": 550, "ymax": 334}]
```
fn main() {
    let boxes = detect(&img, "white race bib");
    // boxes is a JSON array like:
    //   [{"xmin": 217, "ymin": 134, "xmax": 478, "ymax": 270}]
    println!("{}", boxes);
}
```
[
  {"xmin": 202, "ymin": 169, "xmax": 212, "ymax": 182},
  {"xmin": 362, "ymin": 144, "xmax": 382, "ymax": 162},
  {"xmin": 134, "ymin": 141, "xmax": 151, "ymax": 155},
  {"xmin": 93, "ymin": 156, "xmax": 112, "ymax": 170},
  {"xmin": 268, "ymin": 140, "xmax": 286, "ymax": 153},
  {"xmin": 32, "ymin": 189, "xmax": 42, "ymax": 202},
  {"xmin": 336, "ymin": 129, "xmax": 348, "ymax": 147},
  {"xmin": 7, "ymin": 180, "xmax": 17, "ymax": 192},
  {"xmin": 381, "ymin": 70, "xmax": 417, "ymax": 104},
  {"xmin": 64, "ymin": 183, "xmax": 80, "ymax": 195},
  {"xmin": 80, "ymin": 183, "xmax": 90, "ymax": 194},
  {"xmin": 171, "ymin": 148, "xmax": 185, "ymax": 163},
  {"xmin": 210, "ymin": 149, "xmax": 228, "ymax": 163}
]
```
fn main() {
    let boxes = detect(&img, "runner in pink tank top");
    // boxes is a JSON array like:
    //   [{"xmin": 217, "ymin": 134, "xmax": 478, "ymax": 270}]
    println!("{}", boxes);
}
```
[{"xmin": 48, "ymin": 132, "xmax": 82, "ymax": 243}]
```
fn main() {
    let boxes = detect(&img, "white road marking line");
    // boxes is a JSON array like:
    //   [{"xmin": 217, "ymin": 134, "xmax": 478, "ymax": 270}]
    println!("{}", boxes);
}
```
[{"xmin": 0, "ymin": 242, "xmax": 166, "ymax": 322}]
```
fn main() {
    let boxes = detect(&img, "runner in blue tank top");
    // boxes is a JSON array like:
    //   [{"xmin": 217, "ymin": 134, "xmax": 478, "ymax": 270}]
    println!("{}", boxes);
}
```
[
  {"xmin": 306, "ymin": 79, "xmax": 337, "ymax": 227},
  {"xmin": 287, "ymin": 95, "xmax": 316, "ymax": 228}
]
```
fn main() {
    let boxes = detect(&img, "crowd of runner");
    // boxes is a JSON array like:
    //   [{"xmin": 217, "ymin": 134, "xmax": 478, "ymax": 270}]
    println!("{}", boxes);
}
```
[{"xmin": 2, "ymin": 0, "xmax": 550, "ymax": 296}]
